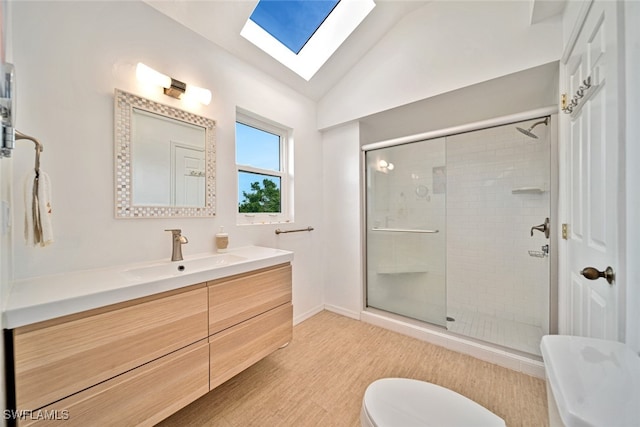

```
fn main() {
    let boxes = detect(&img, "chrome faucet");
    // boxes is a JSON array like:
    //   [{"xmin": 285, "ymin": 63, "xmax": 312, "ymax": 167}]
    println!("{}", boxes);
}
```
[{"xmin": 165, "ymin": 229, "xmax": 188, "ymax": 261}]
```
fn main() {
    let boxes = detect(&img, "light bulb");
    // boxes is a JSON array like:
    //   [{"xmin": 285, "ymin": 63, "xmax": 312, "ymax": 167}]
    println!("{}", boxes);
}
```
[
  {"xmin": 379, "ymin": 160, "xmax": 388, "ymax": 168},
  {"xmin": 136, "ymin": 63, "xmax": 171, "ymax": 89},
  {"xmin": 387, "ymin": 163, "xmax": 394, "ymax": 170},
  {"xmin": 184, "ymin": 84, "xmax": 212, "ymax": 106}
]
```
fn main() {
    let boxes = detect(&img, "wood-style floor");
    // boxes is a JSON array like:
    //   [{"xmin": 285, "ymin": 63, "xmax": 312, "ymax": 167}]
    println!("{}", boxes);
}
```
[{"xmin": 158, "ymin": 310, "xmax": 548, "ymax": 427}]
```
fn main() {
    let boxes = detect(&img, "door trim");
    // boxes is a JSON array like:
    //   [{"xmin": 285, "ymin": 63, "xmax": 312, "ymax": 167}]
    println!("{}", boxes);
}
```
[
  {"xmin": 560, "ymin": 0, "xmax": 594, "ymax": 64},
  {"xmin": 558, "ymin": 0, "xmax": 625, "ymax": 339}
]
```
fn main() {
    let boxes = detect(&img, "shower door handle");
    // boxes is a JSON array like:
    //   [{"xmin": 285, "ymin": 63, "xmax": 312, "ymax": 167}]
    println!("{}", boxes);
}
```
[
  {"xmin": 530, "ymin": 218, "xmax": 550, "ymax": 238},
  {"xmin": 372, "ymin": 228, "xmax": 439, "ymax": 234}
]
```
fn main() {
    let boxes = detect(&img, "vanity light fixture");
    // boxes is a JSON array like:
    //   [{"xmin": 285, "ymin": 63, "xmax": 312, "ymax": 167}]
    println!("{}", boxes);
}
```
[{"xmin": 135, "ymin": 62, "xmax": 212, "ymax": 106}]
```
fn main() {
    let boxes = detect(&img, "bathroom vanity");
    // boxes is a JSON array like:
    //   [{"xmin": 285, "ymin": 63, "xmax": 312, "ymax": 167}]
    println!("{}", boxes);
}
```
[{"xmin": 3, "ymin": 246, "xmax": 293, "ymax": 426}]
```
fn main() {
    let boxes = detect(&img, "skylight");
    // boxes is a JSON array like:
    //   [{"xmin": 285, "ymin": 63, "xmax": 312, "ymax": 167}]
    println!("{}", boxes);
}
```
[
  {"xmin": 241, "ymin": 0, "xmax": 376, "ymax": 81},
  {"xmin": 249, "ymin": 1, "xmax": 340, "ymax": 54}
]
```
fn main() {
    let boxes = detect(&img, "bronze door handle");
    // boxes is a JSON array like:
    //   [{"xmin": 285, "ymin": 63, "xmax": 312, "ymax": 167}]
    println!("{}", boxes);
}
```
[{"xmin": 580, "ymin": 266, "xmax": 615, "ymax": 285}]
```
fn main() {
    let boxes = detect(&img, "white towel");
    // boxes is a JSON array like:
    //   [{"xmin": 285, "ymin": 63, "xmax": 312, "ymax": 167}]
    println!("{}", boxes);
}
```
[
  {"xmin": 24, "ymin": 170, "xmax": 53, "ymax": 247},
  {"xmin": 24, "ymin": 170, "xmax": 36, "ymax": 246},
  {"xmin": 37, "ymin": 171, "xmax": 54, "ymax": 246}
]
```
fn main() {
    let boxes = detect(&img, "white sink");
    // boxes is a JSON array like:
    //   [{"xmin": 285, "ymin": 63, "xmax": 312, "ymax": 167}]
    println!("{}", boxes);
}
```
[
  {"xmin": 124, "ymin": 253, "xmax": 247, "ymax": 281},
  {"xmin": 540, "ymin": 335, "xmax": 640, "ymax": 427},
  {"xmin": 4, "ymin": 245, "xmax": 294, "ymax": 329}
]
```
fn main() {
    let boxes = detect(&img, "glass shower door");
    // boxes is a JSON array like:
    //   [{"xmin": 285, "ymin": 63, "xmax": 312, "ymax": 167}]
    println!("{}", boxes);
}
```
[{"xmin": 365, "ymin": 138, "xmax": 446, "ymax": 326}]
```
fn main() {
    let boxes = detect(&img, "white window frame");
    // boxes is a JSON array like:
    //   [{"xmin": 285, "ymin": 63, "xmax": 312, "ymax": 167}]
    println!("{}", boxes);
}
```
[{"xmin": 236, "ymin": 109, "xmax": 293, "ymax": 225}]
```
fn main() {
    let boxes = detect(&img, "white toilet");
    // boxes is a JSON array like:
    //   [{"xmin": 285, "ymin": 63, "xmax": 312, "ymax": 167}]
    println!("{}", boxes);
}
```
[
  {"xmin": 361, "ymin": 378, "xmax": 506, "ymax": 427},
  {"xmin": 541, "ymin": 335, "xmax": 640, "ymax": 427}
]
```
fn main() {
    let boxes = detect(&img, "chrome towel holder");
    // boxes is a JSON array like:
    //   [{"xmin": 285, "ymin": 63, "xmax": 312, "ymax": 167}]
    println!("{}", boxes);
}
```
[{"xmin": 15, "ymin": 130, "xmax": 43, "ymax": 177}]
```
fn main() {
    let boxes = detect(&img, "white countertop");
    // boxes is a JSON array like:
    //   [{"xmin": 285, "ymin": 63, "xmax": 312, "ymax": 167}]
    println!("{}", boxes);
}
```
[{"xmin": 3, "ymin": 245, "xmax": 293, "ymax": 329}]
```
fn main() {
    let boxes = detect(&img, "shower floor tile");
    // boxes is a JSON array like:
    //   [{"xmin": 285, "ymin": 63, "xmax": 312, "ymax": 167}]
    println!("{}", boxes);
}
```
[{"xmin": 446, "ymin": 308, "xmax": 544, "ymax": 356}]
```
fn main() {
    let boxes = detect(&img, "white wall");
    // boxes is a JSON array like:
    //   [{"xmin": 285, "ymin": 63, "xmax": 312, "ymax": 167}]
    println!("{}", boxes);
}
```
[
  {"xmin": 321, "ymin": 122, "xmax": 362, "ymax": 318},
  {"xmin": 317, "ymin": 0, "xmax": 562, "ymax": 130},
  {"xmin": 358, "ymin": 62, "xmax": 559, "ymax": 145},
  {"xmin": 10, "ymin": 1, "xmax": 324, "ymax": 323}
]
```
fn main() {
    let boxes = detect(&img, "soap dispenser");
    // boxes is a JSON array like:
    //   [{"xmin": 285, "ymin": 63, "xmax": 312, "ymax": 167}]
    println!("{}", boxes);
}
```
[{"xmin": 215, "ymin": 226, "xmax": 228, "ymax": 253}]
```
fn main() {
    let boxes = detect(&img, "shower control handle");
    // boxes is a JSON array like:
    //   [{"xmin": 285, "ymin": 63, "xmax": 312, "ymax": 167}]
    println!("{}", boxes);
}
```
[
  {"xmin": 530, "ymin": 218, "xmax": 550, "ymax": 239},
  {"xmin": 580, "ymin": 266, "xmax": 615, "ymax": 285}
]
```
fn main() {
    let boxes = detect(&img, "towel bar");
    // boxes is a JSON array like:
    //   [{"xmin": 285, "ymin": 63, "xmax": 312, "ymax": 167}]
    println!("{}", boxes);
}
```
[
  {"xmin": 15, "ymin": 130, "xmax": 43, "ymax": 174},
  {"xmin": 275, "ymin": 226, "xmax": 314, "ymax": 235}
]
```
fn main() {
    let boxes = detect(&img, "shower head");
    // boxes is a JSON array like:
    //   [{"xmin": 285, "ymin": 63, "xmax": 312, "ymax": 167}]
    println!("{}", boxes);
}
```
[
  {"xmin": 516, "ymin": 117, "xmax": 549, "ymax": 139},
  {"xmin": 516, "ymin": 127, "xmax": 539, "ymax": 138}
]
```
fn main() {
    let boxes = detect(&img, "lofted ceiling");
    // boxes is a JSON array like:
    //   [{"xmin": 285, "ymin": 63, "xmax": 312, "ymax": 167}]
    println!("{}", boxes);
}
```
[
  {"xmin": 142, "ymin": 0, "xmax": 428, "ymax": 101},
  {"xmin": 143, "ymin": 0, "xmax": 566, "ymax": 102}
]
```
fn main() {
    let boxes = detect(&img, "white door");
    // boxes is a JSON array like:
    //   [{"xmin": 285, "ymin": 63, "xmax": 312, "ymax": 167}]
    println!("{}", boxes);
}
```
[
  {"xmin": 171, "ymin": 144, "xmax": 205, "ymax": 207},
  {"xmin": 564, "ymin": 0, "xmax": 622, "ymax": 340}
]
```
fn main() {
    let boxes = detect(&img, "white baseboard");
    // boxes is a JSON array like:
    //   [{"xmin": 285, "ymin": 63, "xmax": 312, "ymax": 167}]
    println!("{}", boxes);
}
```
[
  {"xmin": 324, "ymin": 304, "xmax": 360, "ymax": 320},
  {"xmin": 293, "ymin": 304, "xmax": 324, "ymax": 326},
  {"xmin": 295, "ymin": 304, "xmax": 360, "ymax": 324}
]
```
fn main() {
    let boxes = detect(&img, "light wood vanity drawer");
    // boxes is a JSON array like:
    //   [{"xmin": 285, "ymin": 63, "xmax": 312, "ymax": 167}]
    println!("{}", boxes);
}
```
[
  {"xmin": 13, "ymin": 286, "xmax": 208, "ymax": 411},
  {"xmin": 208, "ymin": 263, "xmax": 292, "ymax": 334},
  {"xmin": 209, "ymin": 303, "xmax": 292, "ymax": 389},
  {"xmin": 19, "ymin": 340, "xmax": 210, "ymax": 427}
]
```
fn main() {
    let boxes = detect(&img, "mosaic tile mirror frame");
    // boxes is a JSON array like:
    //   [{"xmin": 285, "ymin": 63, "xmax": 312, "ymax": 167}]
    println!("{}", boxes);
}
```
[{"xmin": 114, "ymin": 89, "xmax": 216, "ymax": 218}]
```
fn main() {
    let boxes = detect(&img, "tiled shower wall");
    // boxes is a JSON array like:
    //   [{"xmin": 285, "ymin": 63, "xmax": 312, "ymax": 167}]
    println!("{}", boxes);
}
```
[{"xmin": 446, "ymin": 120, "xmax": 550, "ymax": 329}]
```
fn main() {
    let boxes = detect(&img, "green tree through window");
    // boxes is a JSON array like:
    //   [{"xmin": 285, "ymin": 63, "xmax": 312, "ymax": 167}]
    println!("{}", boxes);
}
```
[{"xmin": 238, "ymin": 179, "xmax": 281, "ymax": 213}]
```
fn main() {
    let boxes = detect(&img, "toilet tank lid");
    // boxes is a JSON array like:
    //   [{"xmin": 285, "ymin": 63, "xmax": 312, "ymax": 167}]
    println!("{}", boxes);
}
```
[{"xmin": 541, "ymin": 335, "xmax": 640, "ymax": 427}]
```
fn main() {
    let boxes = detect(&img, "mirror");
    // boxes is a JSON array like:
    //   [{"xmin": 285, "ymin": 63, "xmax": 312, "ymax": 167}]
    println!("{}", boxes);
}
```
[{"xmin": 114, "ymin": 89, "xmax": 216, "ymax": 218}]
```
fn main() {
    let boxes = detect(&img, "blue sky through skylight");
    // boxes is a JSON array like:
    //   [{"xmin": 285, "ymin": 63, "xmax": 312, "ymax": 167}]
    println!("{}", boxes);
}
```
[{"xmin": 250, "ymin": 0, "xmax": 340, "ymax": 54}]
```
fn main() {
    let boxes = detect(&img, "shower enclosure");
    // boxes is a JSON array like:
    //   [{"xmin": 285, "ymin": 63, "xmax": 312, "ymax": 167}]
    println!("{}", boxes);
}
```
[{"xmin": 365, "ymin": 117, "xmax": 552, "ymax": 356}]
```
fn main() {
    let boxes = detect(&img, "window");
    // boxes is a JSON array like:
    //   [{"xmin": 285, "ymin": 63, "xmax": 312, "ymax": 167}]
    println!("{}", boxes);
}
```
[
  {"xmin": 249, "ymin": 0, "xmax": 340, "ymax": 54},
  {"xmin": 240, "ymin": 0, "xmax": 375, "ymax": 81},
  {"xmin": 236, "ymin": 109, "xmax": 291, "ymax": 224}
]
